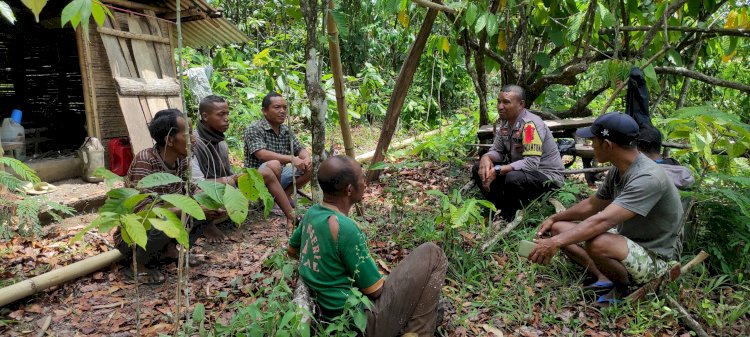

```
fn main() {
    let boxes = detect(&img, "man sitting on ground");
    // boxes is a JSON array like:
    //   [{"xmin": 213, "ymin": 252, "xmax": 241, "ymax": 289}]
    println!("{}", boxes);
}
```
[
  {"xmin": 637, "ymin": 125, "xmax": 694, "ymax": 189},
  {"xmin": 244, "ymin": 92, "xmax": 312, "ymax": 229},
  {"xmin": 473, "ymin": 85, "xmax": 565, "ymax": 220},
  {"xmin": 529, "ymin": 112, "xmax": 683, "ymax": 303},
  {"xmin": 192, "ymin": 95, "xmax": 242, "ymax": 242},
  {"xmin": 288, "ymin": 155, "xmax": 447, "ymax": 336},
  {"xmin": 116, "ymin": 109, "xmax": 220, "ymax": 284}
]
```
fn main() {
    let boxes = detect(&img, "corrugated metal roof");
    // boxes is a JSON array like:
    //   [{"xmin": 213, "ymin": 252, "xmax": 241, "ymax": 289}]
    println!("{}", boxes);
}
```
[{"xmin": 153, "ymin": 0, "xmax": 250, "ymax": 48}]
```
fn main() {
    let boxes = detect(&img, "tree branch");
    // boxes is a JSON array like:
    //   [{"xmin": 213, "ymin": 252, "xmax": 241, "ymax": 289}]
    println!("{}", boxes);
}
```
[
  {"xmin": 411, "ymin": 0, "xmax": 456, "ymax": 13},
  {"xmin": 654, "ymin": 66, "xmax": 750, "ymax": 93},
  {"xmin": 638, "ymin": 0, "xmax": 689, "ymax": 55},
  {"xmin": 602, "ymin": 25, "xmax": 750, "ymax": 38}
]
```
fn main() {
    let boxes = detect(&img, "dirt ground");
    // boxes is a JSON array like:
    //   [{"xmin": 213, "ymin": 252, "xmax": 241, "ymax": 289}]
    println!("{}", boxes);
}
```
[{"xmin": 0, "ymin": 211, "xmax": 291, "ymax": 336}]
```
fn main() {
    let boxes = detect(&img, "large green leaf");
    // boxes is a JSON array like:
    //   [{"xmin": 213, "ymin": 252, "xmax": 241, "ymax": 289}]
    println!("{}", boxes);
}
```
[
  {"xmin": 330, "ymin": 9, "xmax": 349, "ymax": 38},
  {"xmin": 485, "ymin": 13, "xmax": 499, "ymax": 38},
  {"xmin": 194, "ymin": 192, "xmax": 222, "ymax": 210},
  {"xmin": 121, "ymin": 214, "xmax": 148, "ymax": 250},
  {"xmin": 465, "ymin": 3, "xmax": 478, "ymax": 26},
  {"xmin": 136, "ymin": 172, "xmax": 183, "ymax": 189},
  {"xmin": 101, "ymin": 188, "xmax": 142, "ymax": 214},
  {"xmin": 21, "ymin": 0, "xmax": 46, "ymax": 22},
  {"xmin": 151, "ymin": 207, "xmax": 189, "ymax": 247},
  {"xmin": 61, "ymin": 0, "xmax": 83, "ymax": 27},
  {"xmin": 197, "ymin": 180, "xmax": 226, "ymax": 204},
  {"xmin": 223, "ymin": 185, "xmax": 249, "ymax": 225},
  {"xmin": 475, "ymin": 12, "xmax": 488, "ymax": 35},
  {"xmin": 160, "ymin": 194, "xmax": 206, "ymax": 220},
  {"xmin": 549, "ymin": 30, "xmax": 564, "ymax": 47},
  {"xmin": 93, "ymin": 167, "xmax": 123, "ymax": 187},
  {"xmin": 533, "ymin": 53, "xmax": 551, "ymax": 68},
  {"xmin": 0, "ymin": 1, "xmax": 15, "ymax": 24}
]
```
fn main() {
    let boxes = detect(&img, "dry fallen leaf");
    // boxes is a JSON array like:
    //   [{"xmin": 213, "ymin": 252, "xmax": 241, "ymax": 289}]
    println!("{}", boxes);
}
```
[{"xmin": 481, "ymin": 324, "xmax": 504, "ymax": 337}]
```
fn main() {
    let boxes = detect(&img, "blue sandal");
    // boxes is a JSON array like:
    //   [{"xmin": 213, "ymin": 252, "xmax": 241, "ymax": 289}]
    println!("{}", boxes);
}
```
[
  {"xmin": 596, "ymin": 289, "xmax": 627, "ymax": 305},
  {"xmin": 583, "ymin": 281, "xmax": 614, "ymax": 290}
]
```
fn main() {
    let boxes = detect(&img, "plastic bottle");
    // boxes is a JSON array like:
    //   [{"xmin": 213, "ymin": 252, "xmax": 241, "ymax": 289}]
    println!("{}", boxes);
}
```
[
  {"xmin": 1, "ymin": 118, "xmax": 25, "ymax": 161},
  {"xmin": 79, "ymin": 137, "xmax": 105, "ymax": 183}
]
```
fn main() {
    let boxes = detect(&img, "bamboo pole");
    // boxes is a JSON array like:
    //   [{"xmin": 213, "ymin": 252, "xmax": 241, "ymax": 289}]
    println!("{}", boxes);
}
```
[
  {"xmin": 0, "ymin": 250, "xmax": 124, "ymax": 307},
  {"xmin": 96, "ymin": 27, "xmax": 171, "ymax": 44},
  {"xmin": 357, "ymin": 128, "xmax": 441, "ymax": 164},
  {"xmin": 326, "ymin": 0, "xmax": 355, "ymax": 158}
]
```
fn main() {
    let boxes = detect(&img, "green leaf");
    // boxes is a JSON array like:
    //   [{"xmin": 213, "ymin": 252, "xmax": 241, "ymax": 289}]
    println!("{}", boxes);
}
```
[
  {"xmin": 533, "ymin": 52, "xmax": 551, "ymax": 68},
  {"xmin": 197, "ymin": 180, "xmax": 226, "ymax": 204},
  {"xmin": 121, "ymin": 214, "xmax": 148, "ymax": 250},
  {"xmin": 666, "ymin": 48, "xmax": 683, "ymax": 66},
  {"xmin": 223, "ymin": 185, "xmax": 249, "ymax": 225},
  {"xmin": 150, "ymin": 208, "xmax": 189, "ymax": 247},
  {"xmin": 0, "ymin": 1, "xmax": 16, "ymax": 24},
  {"xmin": 61, "ymin": 0, "xmax": 83, "ymax": 27},
  {"xmin": 0, "ymin": 171, "xmax": 26, "ymax": 191},
  {"xmin": 93, "ymin": 167, "xmax": 123, "ymax": 187},
  {"xmin": 136, "ymin": 172, "xmax": 183, "ymax": 189},
  {"xmin": 195, "ymin": 192, "xmax": 222, "ymax": 210},
  {"xmin": 596, "ymin": 2, "xmax": 615, "ymax": 27},
  {"xmin": 91, "ymin": 0, "xmax": 105, "ymax": 26},
  {"xmin": 475, "ymin": 12, "xmax": 488, "ymax": 35},
  {"xmin": 465, "ymin": 3, "xmax": 478, "ymax": 25},
  {"xmin": 330, "ymin": 9, "xmax": 349, "ymax": 38},
  {"xmin": 21, "ymin": 0, "xmax": 47, "ymax": 22},
  {"xmin": 160, "ymin": 194, "xmax": 206, "ymax": 220},
  {"xmin": 485, "ymin": 13, "xmax": 498, "ymax": 37},
  {"xmin": 123, "ymin": 193, "xmax": 150, "ymax": 211},
  {"xmin": 101, "ymin": 188, "xmax": 143, "ymax": 213},
  {"xmin": 353, "ymin": 309, "xmax": 367, "ymax": 332},
  {"xmin": 0, "ymin": 157, "xmax": 40, "ymax": 183},
  {"xmin": 192, "ymin": 303, "xmax": 205, "ymax": 323},
  {"xmin": 549, "ymin": 30, "xmax": 564, "ymax": 47}
]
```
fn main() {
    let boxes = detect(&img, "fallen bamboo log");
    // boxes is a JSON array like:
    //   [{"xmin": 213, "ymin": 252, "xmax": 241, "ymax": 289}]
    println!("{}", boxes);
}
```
[
  {"xmin": 357, "ymin": 129, "xmax": 442, "ymax": 164},
  {"xmin": 0, "ymin": 250, "xmax": 124, "ymax": 307},
  {"xmin": 481, "ymin": 210, "xmax": 524, "ymax": 251},
  {"xmin": 627, "ymin": 251, "xmax": 709, "ymax": 302}
]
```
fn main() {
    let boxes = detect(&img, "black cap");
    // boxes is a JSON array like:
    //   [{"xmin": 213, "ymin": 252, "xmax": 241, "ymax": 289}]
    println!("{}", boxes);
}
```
[{"xmin": 575, "ymin": 112, "xmax": 639, "ymax": 145}]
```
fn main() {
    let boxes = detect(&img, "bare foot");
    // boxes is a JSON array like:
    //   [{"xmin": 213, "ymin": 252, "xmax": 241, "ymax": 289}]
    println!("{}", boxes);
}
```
[{"xmin": 203, "ymin": 223, "xmax": 227, "ymax": 243}]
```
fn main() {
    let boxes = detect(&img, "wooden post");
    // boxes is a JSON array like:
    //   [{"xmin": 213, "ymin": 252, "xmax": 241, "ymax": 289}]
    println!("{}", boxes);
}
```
[
  {"xmin": 366, "ymin": 7, "xmax": 439, "ymax": 181},
  {"xmin": 326, "ymin": 0, "xmax": 355, "ymax": 158}
]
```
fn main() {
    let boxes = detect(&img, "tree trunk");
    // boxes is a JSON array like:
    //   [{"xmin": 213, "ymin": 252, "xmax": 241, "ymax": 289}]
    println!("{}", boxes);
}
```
[
  {"xmin": 366, "ymin": 8, "xmax": 438, "ymax": 182},
  {"xmin": 326, "ymin": 0, "xmax": 354, "ymax": 158},
  {"xmin": 300, "ymin": 0, "xmax": 327, "ymax": 202}
]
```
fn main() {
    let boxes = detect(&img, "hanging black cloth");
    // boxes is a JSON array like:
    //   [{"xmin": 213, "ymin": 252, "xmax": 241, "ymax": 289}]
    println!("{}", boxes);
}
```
[{"xmin": 625, "ymin": 67, "xmax": 653, "ymax": 129}]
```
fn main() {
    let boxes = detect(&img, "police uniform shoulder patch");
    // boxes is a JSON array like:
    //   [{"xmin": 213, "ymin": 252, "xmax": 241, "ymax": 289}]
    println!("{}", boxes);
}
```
[{"xmin": 522, "ymin": 121, "xmax": 543, "ymax": 156}]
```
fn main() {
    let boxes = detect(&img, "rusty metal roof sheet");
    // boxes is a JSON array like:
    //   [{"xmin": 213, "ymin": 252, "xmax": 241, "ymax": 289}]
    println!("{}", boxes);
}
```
[{"xmin": 152, "ymin": 0, "xmax": 250, "ymax": 48}]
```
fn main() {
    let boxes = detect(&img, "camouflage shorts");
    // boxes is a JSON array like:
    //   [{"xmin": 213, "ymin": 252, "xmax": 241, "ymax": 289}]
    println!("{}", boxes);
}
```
[{"xmin": 620, "ymin": 239, "xmax": 669, "ymax": 285}]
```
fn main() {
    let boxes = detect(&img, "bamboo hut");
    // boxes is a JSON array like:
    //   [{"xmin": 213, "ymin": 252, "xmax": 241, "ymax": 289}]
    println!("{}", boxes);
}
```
[{"xmin": 0, "ymin": 0, "xmax": 249, "ymax": 181}]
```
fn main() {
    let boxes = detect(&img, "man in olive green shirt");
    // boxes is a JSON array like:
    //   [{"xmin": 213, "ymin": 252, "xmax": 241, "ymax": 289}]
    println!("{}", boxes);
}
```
[{"xmin": 288, "ymin": 156, "xmax": 447, "ymax": 336}]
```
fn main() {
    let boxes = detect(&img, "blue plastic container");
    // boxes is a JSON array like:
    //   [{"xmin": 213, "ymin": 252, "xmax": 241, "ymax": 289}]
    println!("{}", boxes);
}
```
[{"xmin": 10, "ymin": 109, "xmax": 22, "ymax": 124}]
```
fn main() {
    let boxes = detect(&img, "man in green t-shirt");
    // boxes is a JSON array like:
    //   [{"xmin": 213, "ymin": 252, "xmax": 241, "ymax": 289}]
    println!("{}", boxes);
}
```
[
  {"xmin": 529, "ymin": 113, "xmax": 683, "ymax": 303},
  {"xmin": 288, "ymin": 156, "xmax": 447, "ymax": 336}
]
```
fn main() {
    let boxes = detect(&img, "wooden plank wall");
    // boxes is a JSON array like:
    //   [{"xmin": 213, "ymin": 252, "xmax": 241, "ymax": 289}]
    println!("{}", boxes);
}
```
[{"xmin": 83, "ymin": 11, "xmax": 183, "ymax": 160}]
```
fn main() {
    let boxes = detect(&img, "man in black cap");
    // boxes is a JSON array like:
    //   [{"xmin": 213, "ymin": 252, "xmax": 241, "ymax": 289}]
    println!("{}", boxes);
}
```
[{"xmin": 529, "ymin": 112, "xmax": 683, "ymax": 303}]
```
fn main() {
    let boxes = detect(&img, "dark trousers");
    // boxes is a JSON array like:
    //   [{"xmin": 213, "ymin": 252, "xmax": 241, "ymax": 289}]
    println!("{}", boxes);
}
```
[
  {"xmin": 115, "ymin": 220, "xmax": 207, "ymax": 267},
  {"xmin": 365, "ymin": 242, "xmax": 447, "ymax": 337},
  {"xmin": 471, "ymin": 162, "xmax": 558, "ymax": 220}
]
